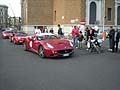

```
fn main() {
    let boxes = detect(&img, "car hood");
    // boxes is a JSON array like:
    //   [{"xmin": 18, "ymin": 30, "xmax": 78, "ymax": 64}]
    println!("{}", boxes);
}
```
[
  {"xmin": 45, "ymin": 39, "xmax": 69, "ymax": 44},
  {"xmin": 43, "ymin": 39, "xmax": 73, "ymax": 49},
  {"xmin": 3, "ymin": 32, "xmax": 13, "ymax": 36},
  {"xmin": 16, "ymin": 36, "xmax": 26, "ymax": 38}
]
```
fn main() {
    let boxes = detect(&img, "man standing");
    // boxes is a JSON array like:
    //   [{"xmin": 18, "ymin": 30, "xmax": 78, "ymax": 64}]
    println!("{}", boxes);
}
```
[
  {"xmin": 34, "ymin": 26, "xmax": 41, "ymax": 34},
  {"xmin": 58, "ymin": 24, "xmax": 64, "ymax": 37},
  {"xmin": 108, "ymin": 26, "xmax": 115, "ymax": 52},
  {"xmin": 112, "ymin": 28, "xmax": 120, "ymax": 52},
  {"xmin": 71, "ymin": 26, "xmax": 79, "ymax": 48},
  {"xmin": 87, "ymin": 27, "xmax": 95, "ymax": 40},
  {"xmin": 49, "ymin": 28, "xmax": 54, "ymax": 34}
]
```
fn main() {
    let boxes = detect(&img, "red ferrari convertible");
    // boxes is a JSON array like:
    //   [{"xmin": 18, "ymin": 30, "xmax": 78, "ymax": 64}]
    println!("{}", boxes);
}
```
[
  {"xmin": 11, "ymin": 32, "xmax": 28, "ymax": 44},
  {"xmin": 24, "ymin": 33, "xmax": 74, "ymax": 58}
]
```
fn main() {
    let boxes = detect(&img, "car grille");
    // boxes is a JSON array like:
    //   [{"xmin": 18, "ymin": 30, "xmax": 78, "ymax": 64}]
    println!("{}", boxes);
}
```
[{"xmin": 57, "ymin": 49, "xmax": 73, "ymax": 54}]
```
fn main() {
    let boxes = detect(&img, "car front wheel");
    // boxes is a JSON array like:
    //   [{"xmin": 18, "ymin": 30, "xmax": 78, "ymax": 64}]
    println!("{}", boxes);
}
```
[
  {"xmin": 39, "ymin": 46, "xmax": 45, "ymax": 58},
  {"xmin": 23, "ymin": 42, "xmax": 27, "ymax": 51}
]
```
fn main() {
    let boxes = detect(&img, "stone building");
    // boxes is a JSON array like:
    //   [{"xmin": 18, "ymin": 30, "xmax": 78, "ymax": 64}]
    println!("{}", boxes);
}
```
[
  {"xmin": 21, "ymin": 0, "xmax": 120, "ymax": 33},
  {"xmin": 0, "ymin": 4, "xmax": 8, "ymax": 29}
]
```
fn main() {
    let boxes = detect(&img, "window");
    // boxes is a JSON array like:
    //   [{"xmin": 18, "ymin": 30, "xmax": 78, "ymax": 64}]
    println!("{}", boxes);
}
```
[
  {"xmin": 107, "ymin": 8, "xmax": 112, "ymax": 21},
  {"xmin": 89, "ymin": 2, "xmax": 96, "ymax": 24},
  {"xmin": 54, "ymin": 10, "xmax": 56, "ymax": 21},
  {"xmin": 117, "ymin": 6, "xmax": 120, "ymax": 25}
]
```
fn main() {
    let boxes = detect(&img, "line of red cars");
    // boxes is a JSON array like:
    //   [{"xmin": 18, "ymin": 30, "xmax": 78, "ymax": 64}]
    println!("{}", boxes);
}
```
[
  {"xmin": 1, "ymin": 30, "xmax": 74, "ymax": 58},
  {"xmin": 2, "ymin": 30, "xmax": 27, "ymax": 44}
]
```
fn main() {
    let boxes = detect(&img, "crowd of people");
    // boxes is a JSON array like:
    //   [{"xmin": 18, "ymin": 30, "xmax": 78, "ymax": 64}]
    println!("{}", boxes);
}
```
[
  {"xmin": 72, "ymin": 25, "xmax": 120, "ymax": 53},
  {"xmin": 34, "ymin": 24, "xmax": 64, "ymax": 35},
  {"xmin": 33, "ymin": 25, "xmax": 120, "ymax": 53}
]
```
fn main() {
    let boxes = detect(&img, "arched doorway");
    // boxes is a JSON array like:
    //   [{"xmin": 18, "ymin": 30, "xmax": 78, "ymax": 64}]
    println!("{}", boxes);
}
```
[
  {"xmin": 89, "ymin": 2, "xmax": 96, "ymax": 24},
  {"xmin": 117, "ymin": 6, "xmax": 120, "ymax": 25}
]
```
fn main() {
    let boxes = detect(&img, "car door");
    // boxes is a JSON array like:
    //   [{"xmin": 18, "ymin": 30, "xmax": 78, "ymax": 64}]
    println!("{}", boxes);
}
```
[{"xmin": 32, "ymin": 36, "xmax": 40, "ymax": 52}]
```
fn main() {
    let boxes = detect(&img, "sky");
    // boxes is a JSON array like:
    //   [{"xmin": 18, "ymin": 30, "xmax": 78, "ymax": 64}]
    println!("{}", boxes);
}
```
[{"xmin": 0, "ymin": 0, "xmax": 21, "ymax": 17}]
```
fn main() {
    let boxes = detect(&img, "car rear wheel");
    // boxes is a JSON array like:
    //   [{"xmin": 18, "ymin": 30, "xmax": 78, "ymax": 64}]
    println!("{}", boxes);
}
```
[
  {"xmin": 10, "ymin": 39, "xmax": 12, "ymax": 42},
  {"xmin": 23, "ymin": 42, "xmax": 27, "ymax": 51},
  {"xmin": 10, "ymin": 37, "xmax": 12, "ymax": 42},
  {"xmin": 39, "ymin": 46, "xmax": 45, "ymax": 58}
]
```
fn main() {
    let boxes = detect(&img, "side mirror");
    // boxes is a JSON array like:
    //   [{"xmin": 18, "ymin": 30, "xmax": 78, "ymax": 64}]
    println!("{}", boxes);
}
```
[
  {"xmin": 28, "ymin": 36, "xmax": 33, "ymax": 40},
  {"xmin": 32, "ymin": 37, "xmax": 36, "ymax": 41}
]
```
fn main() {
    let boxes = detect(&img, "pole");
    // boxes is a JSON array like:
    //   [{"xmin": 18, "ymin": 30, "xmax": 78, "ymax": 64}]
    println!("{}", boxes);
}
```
[
  {"xmin": 102, "ymin": 0, "xmax": 105, "ymax": 32},
  {"xmin": 102, "ymin": 0, "xmax": 106, "ymax": 42}
]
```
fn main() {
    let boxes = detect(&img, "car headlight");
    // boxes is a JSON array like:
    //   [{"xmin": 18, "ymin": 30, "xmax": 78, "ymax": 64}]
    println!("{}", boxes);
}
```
[
  {"xmin": 46, "ymin": 43, "xmax": 54, "ymax": 49},
  {"xmin": 18, "ymin": 37, "xmax": 21, "ymax": 40},
  {"xmin": 3, "ymin": 33, "xmax": 6, "ymax": 36},
  {"xmin": 69, "ymin": 41, "xmax": 73, "ymax": 47}
]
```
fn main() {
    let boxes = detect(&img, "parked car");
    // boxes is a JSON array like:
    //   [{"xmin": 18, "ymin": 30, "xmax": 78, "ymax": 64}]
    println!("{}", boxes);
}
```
[
  {"xmin": 11, "ymin": 32, "xmax": 28, "ymax": 44},
  {"xmin": 24, "ymin": 33, "xmax": 74, "ymax": 58},
  {"xmin": 1, "ymin": 30, "xmax": 17, "ymax": 39}
]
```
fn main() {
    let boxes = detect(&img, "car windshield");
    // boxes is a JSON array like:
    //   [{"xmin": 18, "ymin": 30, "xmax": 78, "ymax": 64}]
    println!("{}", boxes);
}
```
[
  {"xmin": 4, "ymin": 30, "xmax": 16, "ymax": 33},
  {"xmin": 16, "ymin": 32, "xmax": 27, "ymax": 36},
  {"xmin": 37, "ymin": 35, "xmax": 59, "ymax": 41}
]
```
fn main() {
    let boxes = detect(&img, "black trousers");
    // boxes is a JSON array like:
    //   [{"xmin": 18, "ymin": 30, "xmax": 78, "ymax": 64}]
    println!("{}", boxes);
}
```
[
  {"xmin": 112, "ymin": 41, "xmax": 119, "ymax": 52},
  {"xmin": 109, "ymin": 39, "xmax": 113, "ymax": 49}
]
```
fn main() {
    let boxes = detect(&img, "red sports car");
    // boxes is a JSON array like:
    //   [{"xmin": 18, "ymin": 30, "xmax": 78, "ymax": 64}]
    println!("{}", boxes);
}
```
[
  {"xmin": 24, "ymin": 33, "xmax": 74, "ymax": 58},
  {"xmin": 2, "ymin": 30, "xmax": 16, "ymax": 39},
  {"xmin": 11, "ymin": 32, "xmax": 28, "ymax": 44}
]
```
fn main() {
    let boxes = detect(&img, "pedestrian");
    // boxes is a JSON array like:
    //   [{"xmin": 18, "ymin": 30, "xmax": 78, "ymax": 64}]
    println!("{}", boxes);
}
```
[
  {"xmin": 71, "ymin": 26, "xmax": 79, "ymax": 48},
  {"xmin": 34, "ymin": 26, "xmax": 41, "ymax": 34},
  {"xmin": 88, "ymin": 27, "xmax": 95, "ymax": 40},
  {"xmin": 86, "ymin": 27, "xmax": 95, "ymax": 50},
  {"xmin": 112, "ymin": 28, "xmax": 120, "ymax": 52},
  {"xmin": 78, "ymin": 31, "xmax": 84, "ymax": 48},
  {"xmin": 34, "ymin": 26, "xmax": 37, "ymax": 34},
  {"xmin": 49, "ymin": 28, "xmax": 54, "ymax": 34},
  {"xmin": 58, "ymin": 24, "xmax": 64, "ymax": 38},
  {"xmin": 85, "ymin": 27, "xmax": 89, "ymax": 41},
  {"xmin": 108, "ymin": 26, "xmax": 115, "ymax": 51},
  {"xmin": 44, "ymin": 26, "xmax": 48, "ymax": 33},
  {"xmin": 41, "ymin": 27, "xmax": 45, "ymax": 33},
  {"xmin": 79, "ymin": 25, "xmax": 85, "ymax": 36}
]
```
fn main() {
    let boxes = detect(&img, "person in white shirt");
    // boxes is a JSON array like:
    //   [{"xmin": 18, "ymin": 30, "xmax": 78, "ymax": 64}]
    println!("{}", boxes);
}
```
[
  {"xmin": 34, "ymin": 26, "xmax": 41, "ymax": 34},
  {"xmin": 79, "ymin": 25, "xmax": 85, "ymax": 36}
]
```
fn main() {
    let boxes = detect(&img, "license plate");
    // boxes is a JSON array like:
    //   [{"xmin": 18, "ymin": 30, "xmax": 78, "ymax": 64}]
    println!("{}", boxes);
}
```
[{"xmin": 63, "ymin": 53, "xmax": 69, "ymax": 56}]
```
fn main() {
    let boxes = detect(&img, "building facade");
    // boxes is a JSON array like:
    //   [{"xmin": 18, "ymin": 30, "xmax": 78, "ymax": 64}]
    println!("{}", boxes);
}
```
[
  {"xmin": 0, "ymin": 4, "xmax": 8, "ymax": 29},
  {"xmin": 21, "ymin": 0, "xmax": 120, "ymax": 33}
]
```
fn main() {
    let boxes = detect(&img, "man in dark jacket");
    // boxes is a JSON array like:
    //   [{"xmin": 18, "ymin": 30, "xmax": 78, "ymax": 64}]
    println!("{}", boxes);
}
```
[
  {"xmin": 58, "ymin": 24, "xmax": 64, "ymax": 37},
  {"xmin": 108, "ymin": 26, "xmax": 115, "ymax": 51},
  {"xmin": 87, "ymin": 27, "xmax": 95, "ymax": 40},
  {"xmin": 112, "ymin": 29, "xmax": 120, "ymax": 52}
]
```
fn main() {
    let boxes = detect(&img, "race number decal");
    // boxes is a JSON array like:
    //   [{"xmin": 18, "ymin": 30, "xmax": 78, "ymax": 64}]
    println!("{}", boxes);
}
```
[
  {"xmin": 29, "ymin": 41, "xmax": 32, "ymax": 48},
  {"xmin": 12, "ymin": 37, "xmax": 13, "ymax": 41}
]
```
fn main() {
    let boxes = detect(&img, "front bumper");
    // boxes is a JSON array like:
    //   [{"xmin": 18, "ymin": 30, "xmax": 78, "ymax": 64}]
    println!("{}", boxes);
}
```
[
  {"xmin": 15, "ymin": 39, "xmax": 25, "ymax": 44},
  {"xmin": 2, "ymin": 35, "xmax": 9, "ymax": 39},
  {"xmin": 45, "ymin": 49, "xmax": 74, "ymax": 57}
]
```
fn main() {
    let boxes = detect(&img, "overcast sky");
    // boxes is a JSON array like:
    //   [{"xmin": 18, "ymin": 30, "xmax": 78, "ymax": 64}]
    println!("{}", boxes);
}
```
[{"xmin": 0, "ymin": 0, "xmax": 21, "ymax": 17}]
